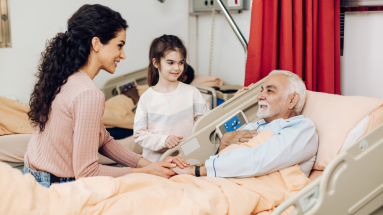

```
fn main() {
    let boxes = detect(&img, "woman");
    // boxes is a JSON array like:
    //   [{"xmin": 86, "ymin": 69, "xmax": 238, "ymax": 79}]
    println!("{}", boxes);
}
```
[{"xmin": 23, "ymin": 4, "xmax": 188, "ymax": 188}]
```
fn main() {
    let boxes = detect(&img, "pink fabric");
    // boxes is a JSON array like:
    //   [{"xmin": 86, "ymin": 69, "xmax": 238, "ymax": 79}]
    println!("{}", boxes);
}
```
[{"xmin": 24, "ymin": 71, "xmax": 142, "ymax": 179}]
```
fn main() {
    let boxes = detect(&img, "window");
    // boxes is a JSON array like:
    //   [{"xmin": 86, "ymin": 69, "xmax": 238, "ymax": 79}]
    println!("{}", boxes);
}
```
[{"xmin": 0, "ymin": 0, "xmax": 11, "ymax": 48}]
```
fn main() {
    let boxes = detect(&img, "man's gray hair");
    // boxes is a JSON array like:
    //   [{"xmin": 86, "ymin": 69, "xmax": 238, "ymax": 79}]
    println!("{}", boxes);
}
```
[{"xmin": 268, "ymin": 70, "xmax": 306, "ymax": 114}]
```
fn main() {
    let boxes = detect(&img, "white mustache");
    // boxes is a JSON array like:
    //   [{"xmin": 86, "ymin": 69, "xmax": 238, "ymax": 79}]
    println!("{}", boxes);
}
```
[{"xmin": 258, "ymin": 101, "xmax": 269, "ymax": 107}]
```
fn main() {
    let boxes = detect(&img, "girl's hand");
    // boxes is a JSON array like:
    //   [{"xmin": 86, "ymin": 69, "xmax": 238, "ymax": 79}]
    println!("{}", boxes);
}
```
[
  {"xmin": 165, "ymin": 135, "xmax": 183, "ymax": 149},
  {"xmin": 234, "ymin": 84, "xmax": 254, "ymax": 97},
  {"xmin": 164, "ymin": 156, "xmax": 189, "ymax": 169}
]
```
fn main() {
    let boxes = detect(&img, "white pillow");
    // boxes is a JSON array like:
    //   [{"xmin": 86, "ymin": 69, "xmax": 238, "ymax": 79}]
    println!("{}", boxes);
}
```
[{"xmin": 339, "ymin": 115, "xmax": 369, "ymax": 153}]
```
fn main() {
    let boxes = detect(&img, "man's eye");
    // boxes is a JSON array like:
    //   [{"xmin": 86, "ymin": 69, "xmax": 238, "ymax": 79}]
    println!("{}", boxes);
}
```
[{"xmin": 168, "ymin": 62, "xmax": 173, "ymax": 65}]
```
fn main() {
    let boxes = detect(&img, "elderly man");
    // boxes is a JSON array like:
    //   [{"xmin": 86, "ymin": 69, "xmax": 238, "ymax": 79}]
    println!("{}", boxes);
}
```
[{"xmin": 173, "ymin": 70, "xmax": 318, "ymax": 178}]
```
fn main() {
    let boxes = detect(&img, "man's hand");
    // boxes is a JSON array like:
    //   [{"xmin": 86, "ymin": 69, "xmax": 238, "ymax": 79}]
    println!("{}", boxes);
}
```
[
  {"xmin": 172, "ymin": 165, "xmax": 194, "ymax": 175},
  {"xmin": 165, "ymin": 135, "xmax": 183, "ymax": 149},
  {"xmin": 218, "ymin": 130, "xmax": 259, "ymax": 152},
  {"xmin": 172, "ymin": 165, "xmax": 207, "ymax": 176}
]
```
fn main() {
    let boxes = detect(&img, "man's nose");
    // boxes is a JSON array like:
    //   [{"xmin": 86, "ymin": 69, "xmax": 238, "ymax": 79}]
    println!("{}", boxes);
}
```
[{"xmin": 257, "ymin": 92, "xmax": 265, "ymax": 101}]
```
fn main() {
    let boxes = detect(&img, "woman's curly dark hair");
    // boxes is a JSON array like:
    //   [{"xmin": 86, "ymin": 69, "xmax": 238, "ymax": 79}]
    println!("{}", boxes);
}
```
[{"xmin": 28, "ymin": 4, "xmax": 128, "ymax": 132}]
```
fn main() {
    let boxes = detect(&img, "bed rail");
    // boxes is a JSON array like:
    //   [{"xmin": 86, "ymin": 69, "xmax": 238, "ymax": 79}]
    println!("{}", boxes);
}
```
[
  {"xmin": 193, "ymin": 85, "xmax": 218, "ymax": 109},
  {"xmin": 272, "ymin": 122, "xmax": 383, "ymax": 215}
]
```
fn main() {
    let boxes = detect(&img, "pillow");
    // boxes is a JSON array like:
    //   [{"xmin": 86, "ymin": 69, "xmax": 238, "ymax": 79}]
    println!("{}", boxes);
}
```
[
  {"xmin": 339, "ymin": 115, "xmax": 369, "ymax": 153},
  {"xmin": 191, "ymin": 74, "xmax": 223, "ymax": 87},
  {"xmin": 301, "ymin": 91, "xmax": 383, "ymax": 170}
]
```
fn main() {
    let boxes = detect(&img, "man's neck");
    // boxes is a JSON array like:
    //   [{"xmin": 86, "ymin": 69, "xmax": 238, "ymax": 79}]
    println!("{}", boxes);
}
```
[{"xmin": 264, "ymin": 111, "xmax": 297, "ymax": 123}]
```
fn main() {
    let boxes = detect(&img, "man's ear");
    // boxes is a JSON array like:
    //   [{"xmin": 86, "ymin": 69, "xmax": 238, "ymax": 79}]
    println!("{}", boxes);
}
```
[
  {"xmin": 288, "ymin": 93, "xmax": 300, "ymax": 110},
  {"xmin": 152, "ymin": 58, "xmax": 159, "ymax": 69},
  {"xmin": 91, "ymin": 37, "xmax": 101, "ymax": 53}
]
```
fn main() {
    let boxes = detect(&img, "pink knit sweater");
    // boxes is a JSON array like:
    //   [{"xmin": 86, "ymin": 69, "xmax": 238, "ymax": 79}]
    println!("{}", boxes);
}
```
[{"xmin": 24, "ymin": 71, "xmax": 142, "ymax": 179}]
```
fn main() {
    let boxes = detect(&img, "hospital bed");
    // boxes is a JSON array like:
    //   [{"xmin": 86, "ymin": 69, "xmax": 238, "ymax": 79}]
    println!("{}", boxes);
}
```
[
  {"xmin": 1, "ymin": 75, "xmax": 383, "ymax": 214},
  {"xmin": 100, "ymin": 67, "xmax": 242, "ymax": 109},
  {"xmin": 160, "ymin": 78, "xmax": 383, "ymax": 215}
]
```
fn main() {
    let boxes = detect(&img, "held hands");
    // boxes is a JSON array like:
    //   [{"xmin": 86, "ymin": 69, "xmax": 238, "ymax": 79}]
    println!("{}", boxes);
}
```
[
  {"xmin": 165, "ymin": 135, "xmax": 183, "ymax": 149},
  {"xmin": 164, "ymin": 156, "xmax": 190, "ymax": 169},
  {"xmin": 135, "ymin": 156, "xmax": 190, "ymax": 179}
]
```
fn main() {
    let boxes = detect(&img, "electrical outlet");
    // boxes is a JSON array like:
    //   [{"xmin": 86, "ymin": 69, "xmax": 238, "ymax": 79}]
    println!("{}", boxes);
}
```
[{"xmin": 192, "ymin": 0, "xmax": 249, "ymax": 12}]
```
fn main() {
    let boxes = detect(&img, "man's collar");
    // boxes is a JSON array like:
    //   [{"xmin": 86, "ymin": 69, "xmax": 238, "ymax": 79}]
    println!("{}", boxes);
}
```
[{"xmin": 257, "ymin": 115, "xmax": 304, "ymax": 124}]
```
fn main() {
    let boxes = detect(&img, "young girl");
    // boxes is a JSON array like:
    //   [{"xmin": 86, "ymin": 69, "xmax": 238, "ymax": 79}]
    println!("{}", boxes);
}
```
[{"xmin": 134, "ymin": 35, "xmax": 209, "ymax": 162}]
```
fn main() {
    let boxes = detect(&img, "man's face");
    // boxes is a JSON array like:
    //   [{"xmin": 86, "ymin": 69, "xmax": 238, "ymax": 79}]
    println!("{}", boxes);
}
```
[{"xmin": 256, "ymin": 74, "xmax": 290, "ymax": 121}]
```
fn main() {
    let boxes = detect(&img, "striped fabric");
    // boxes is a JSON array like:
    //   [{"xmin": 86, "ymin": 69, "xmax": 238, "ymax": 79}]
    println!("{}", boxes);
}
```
[
  {"xmin": 24, "ymin": 71, "xmax": 142, "ymax": 179},
  {"xmin": 134, "ymin": 82, "xmax": 209, "ymax": 162}
]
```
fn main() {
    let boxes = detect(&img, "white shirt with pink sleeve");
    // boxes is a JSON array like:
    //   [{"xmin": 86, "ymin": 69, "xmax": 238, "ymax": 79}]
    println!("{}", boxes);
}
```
[{"xmin": 133, "ymin": 82, "xmax": 209, "ymax": 162}]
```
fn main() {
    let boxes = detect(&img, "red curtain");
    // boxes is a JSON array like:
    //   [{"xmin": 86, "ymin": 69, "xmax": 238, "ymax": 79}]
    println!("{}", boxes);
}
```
[{"xmin": 245, "ymin": 0, "xmax": 340, "ymax": 94}]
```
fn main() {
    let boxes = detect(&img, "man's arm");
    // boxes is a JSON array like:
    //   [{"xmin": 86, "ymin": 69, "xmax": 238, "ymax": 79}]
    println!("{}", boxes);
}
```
[
  {"xmin": 205, "ymin": 119, "xmax": 318, "ymax": 178},
  {"xmin": 218, "ymin": 130, "xmax": 259, "ymax": 152}
]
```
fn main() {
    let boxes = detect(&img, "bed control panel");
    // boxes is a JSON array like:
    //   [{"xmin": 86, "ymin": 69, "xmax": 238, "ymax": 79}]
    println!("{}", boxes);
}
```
[
  {"xmin": 215, "ymin": 110, "xmax": 249, "ymax": 138},
  {"xmin": 115, "ymin": 80, "xmax": 138, "ymax": 95}
]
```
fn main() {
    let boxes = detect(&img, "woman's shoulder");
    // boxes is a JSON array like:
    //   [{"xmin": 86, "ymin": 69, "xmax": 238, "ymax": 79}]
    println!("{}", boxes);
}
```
[{"xmin": 62, "ymin": 71, "xmax": 104, "ymax": 101}]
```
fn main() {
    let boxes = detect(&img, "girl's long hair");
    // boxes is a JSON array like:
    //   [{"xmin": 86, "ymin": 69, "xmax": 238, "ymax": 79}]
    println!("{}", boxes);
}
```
[
  {"xmin": 147, "ymin": 35, "xmax": 188, "ymax": 86},
  {"xmin": 28, "ymin": 4, "xmax": 128, "ymax": 132}
]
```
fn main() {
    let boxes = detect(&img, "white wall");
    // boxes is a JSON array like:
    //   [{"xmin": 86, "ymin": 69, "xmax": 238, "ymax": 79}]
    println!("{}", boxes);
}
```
[
  {"xmin": 0, "ymin": 0, "xmax": 252, "ymax": 104},
  {"xmin": 192, "ymin": 8, "xmax": 251, "ymax": 86},
  {"xmin": 342, "ymin": 11, "xmax": 383, "ymax": 99},
  {"xmin": 0, "ymin": 0, "xmax": 189, "ymax": 104}
]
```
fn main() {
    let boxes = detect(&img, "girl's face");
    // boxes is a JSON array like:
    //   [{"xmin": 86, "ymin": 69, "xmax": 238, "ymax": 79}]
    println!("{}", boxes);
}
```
[
  {"xmin": 97, "ymin": 29, "xmax": 126, "ymax": 74},
  {"xmin": 154, "ymin": 51, "xmax": 185, "ymax": 83}
]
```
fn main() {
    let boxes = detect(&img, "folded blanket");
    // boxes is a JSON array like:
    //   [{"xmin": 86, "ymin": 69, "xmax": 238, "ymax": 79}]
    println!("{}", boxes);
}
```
[
  {"xmin": 0, "ymin": 95, "xmax": 137, "ymax": 135},
  {"xmin": 0, "ymin": 129, "xmax": 309, "ymax": 214},
  {"xmin": 0, "ymin": 97, "xmax": 33, "ymax": 135},
  {"xmin": 191, "ymin": 74, "xmax": 224, "ymax": 87}
]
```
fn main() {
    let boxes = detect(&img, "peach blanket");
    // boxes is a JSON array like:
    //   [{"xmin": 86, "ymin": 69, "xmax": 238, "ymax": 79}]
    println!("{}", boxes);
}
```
[{"xmin": 0, "ymin": 130, "xmax": 309, "ymax": 214}]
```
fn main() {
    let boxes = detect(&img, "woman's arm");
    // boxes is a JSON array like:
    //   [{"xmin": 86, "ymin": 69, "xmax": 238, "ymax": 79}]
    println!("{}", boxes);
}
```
[{"xmin": 72, "ymin": 90, "xmax": 138, "ymax": 179}]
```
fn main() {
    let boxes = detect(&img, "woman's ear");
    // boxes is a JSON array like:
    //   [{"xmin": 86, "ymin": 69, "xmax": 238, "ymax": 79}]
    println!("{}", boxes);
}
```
[
  {"xmin": 91, "ymin": 37, "xmax": 101, "ymax": 53},
  {"xmin": 152, "ymin": 58, "xmax": 159, "ymax": 69}
]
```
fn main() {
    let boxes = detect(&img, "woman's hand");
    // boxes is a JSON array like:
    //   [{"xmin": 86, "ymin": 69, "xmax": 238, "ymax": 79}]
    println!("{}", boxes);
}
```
[
  {"xmin": 165, "ymin": 135, "xmax": 183, "ymax": 149},
  {"xmin": 164, "ymin": 156, "xmax": 189, "ymax": 169},
  {"xmin": 133, "ymin": 158, "xmax": 176, "ymax": 179}
]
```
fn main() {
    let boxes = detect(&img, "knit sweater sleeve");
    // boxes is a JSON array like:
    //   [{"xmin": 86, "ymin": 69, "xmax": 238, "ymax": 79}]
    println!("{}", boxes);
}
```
[{"xmin": 71, "ymin": 89, "xmax": 140, "ymax": 179}]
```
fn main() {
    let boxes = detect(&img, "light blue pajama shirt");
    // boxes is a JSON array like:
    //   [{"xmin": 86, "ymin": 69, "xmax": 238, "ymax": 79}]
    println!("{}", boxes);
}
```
[{"xmin": 205, "ymin": 115, "xmax": 318, "ymax": 177}]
